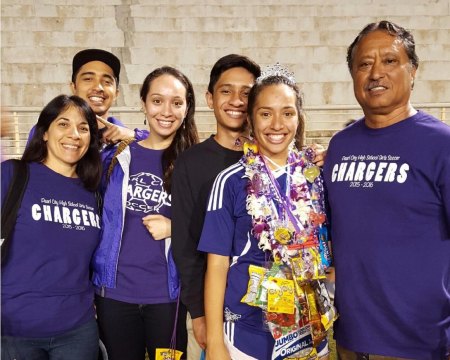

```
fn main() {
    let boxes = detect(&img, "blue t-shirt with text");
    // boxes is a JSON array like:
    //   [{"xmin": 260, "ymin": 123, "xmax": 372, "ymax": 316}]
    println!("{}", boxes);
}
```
[
  {"xmin": 1, "ymin": 161, "xmax": 100, "ymax": 337},
  {"xmin": 323, "ymin": 111, "xmax": 450, "ymax": 359},
  {"xmin": 103, "ymin": 142, "xmax": 172, "ymax": 304}
]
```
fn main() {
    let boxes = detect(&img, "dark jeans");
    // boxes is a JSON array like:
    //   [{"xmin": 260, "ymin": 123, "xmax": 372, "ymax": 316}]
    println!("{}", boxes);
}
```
[
  {"xmin": 95, "ymin": 295, "xmax": 187, "ymax": 360},
  {"xmin": 1, "ymin": 318, "xmax": 99, "ymax": 360}
]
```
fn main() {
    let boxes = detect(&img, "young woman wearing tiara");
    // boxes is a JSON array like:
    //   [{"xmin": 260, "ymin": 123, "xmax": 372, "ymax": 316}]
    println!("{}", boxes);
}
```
[
  {"xmin": 199, "ymin": 64, "xmax": 336, "ymax": 359},
  {"xmin": 91, "ymin": 66, "xmax": 198, "ymax": 360}
]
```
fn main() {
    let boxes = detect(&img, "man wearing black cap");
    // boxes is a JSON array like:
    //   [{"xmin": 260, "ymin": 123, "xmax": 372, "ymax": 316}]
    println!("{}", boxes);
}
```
[
  {"xmin": 28, "ymin": 49, "xmax": 146, "ymax": 146},
  {"xmin": 70, "ymin": 48, "xmax": 147, "ymax": 144}
]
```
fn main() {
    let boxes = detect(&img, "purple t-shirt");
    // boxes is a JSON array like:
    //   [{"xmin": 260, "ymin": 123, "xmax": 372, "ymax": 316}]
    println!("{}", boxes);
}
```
[
  {"xmin": 323, "ymin": 111, "xmax": 450, "ymax": 359},
  {"xmin": 1, "ymin": 161, "xmax": 100, "ymax": 337},
  {"xmin": 103, "ymin": 142, "xmax": 172, "ymax": 304}
]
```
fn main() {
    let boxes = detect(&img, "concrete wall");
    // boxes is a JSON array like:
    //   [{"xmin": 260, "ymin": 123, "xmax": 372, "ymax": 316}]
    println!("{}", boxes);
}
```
[{"xmin": 1, "ymin": 0, "xmax": 449, "ymax": 132}]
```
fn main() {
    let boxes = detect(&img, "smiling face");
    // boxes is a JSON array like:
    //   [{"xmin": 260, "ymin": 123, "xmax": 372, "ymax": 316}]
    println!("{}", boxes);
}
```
[
  {"xmin": 141, "ymin": 74, "xmax": 187, "ymax": 148},
  {"xmin": 43, "ymin": 106, "xmax": 91, "ymax": 175},
  {"xmin": 70, "ymin": 60, "xmax": 119, "ymax": 123},
  {"xmin": 206, "ymin": 67, "xmax": 255, "ymax": 135},
  {"xmin": 251, "ymin": 84, "xmax": 299, "ymax": 166},
  {"xmin": 351, "ymin": 30, "xmax": 416, "ymax": 126}
]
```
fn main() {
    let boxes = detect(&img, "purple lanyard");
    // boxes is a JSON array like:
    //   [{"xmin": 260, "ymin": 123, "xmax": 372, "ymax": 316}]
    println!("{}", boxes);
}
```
[{"xmin": 260, "ymin": 155, "xmax": 304, "ymax": 234}]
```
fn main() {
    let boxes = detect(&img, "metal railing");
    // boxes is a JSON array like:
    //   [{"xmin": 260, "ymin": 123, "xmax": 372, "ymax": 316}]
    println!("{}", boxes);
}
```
[{"xmin": 1, "ymin": 103, "xmax": 448, "ymax": 160}]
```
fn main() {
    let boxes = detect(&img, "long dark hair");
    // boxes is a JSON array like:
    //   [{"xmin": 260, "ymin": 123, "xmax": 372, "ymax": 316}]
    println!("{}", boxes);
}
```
[
  {"xmin": 247, "ymin": 75, "xmax": 305, "ymax": 150},
  {"xmin": 140, "ymin": 66, "xmax": 199, "ymax": 193},
  {"xmin": 22, "ymin": 94, "xmax": 101, "ymax": 191}
]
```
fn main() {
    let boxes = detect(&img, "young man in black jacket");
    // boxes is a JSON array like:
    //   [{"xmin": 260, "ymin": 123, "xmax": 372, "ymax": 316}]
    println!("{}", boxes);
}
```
[{"xmin": 171, "ymin": 54, "xmax": 260, "ymax": 357}]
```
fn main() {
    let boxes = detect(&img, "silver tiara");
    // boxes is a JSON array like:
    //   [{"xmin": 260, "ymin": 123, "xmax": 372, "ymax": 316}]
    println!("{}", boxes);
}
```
[{"xmin": 257, "ymin": 62, "xmax": 296, "ymax": 84}]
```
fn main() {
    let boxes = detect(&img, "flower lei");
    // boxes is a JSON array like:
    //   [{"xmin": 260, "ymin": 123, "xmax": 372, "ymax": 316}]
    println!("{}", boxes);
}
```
[
  {"xmin": 239, "ymin": 142, "xmax": 337, "ymax": 358},
  {"xmin": 240, "ymin": 142, "xmax": 330, "ymax": 266}
]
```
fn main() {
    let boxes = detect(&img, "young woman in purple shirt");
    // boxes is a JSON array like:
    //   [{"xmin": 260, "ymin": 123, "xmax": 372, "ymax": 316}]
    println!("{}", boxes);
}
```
[{"xmin": 91, "ymin": 67, "xmax": 198, "ymax": 360}]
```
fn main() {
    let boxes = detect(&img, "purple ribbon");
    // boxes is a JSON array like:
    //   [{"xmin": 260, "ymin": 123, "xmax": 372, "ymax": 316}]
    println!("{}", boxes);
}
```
[{"xmin": 260, "ymin": 154, "xmax": 304, "ymax": 236}]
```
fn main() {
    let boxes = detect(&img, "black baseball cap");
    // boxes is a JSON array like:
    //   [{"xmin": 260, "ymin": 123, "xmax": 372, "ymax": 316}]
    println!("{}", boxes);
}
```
[{"xmin": 72, "ymin": 49, "xmax": 121, "ymax": 84}]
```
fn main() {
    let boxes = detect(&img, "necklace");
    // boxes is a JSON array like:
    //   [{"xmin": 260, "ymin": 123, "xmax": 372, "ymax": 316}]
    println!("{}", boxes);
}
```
[
  {"xmin": 241, "ymin": 142, "xmax": 331, "ymax": 265},
  {"xmin": 263, "ymin": 154, "xmax": 300, "ymax": 171}
]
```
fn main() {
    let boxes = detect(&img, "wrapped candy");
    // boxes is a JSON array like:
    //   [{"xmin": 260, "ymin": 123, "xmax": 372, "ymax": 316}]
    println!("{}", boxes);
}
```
[
  {"xmin": 318, "ymin": 226, "xmax": 332, "ymax": 268},
  {"xmin": 304, "ymin": 285, "xmax": 327, "ymax": 346},
  {"xmin": 267, "ymin": 277, "xmax": 295, "ymax": 314},
  {"xmin": 253, "ymin": 263, "xmax": 280, "ymax": 309},
  {"xmin": 241, "ymin": 265, "xmax": 266, "ymax": 307},
  {"xmin": 290, "ymin": 246, "xmax": 326, "ymax": 284},
  {"xmin": 269, "ymin": 308, "xmax": 315, "ymax": 360},
  {"xmin": 155, "ymin": 348, "xmax": 183, "ymax": 360},
  {"xmin": 274, "ymin": 226, "xmax": 293, "ymax": 245},
  {"xmin": 311, "ymin": 280, "xmax": 337, "ymax": 331}
]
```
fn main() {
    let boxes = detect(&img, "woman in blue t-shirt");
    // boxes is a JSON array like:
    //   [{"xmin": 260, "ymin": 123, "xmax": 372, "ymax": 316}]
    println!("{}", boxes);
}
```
[
  {"xmin": 199, "ymin": 66, "xmax": 336, "ymax": 359},
  {"xmin": 91, "ymin": 66, "xmax": 198, "ymax": 360},
  {"xmin": 1, "ymin": 94, "xmax": 102, "ymax": 360}
]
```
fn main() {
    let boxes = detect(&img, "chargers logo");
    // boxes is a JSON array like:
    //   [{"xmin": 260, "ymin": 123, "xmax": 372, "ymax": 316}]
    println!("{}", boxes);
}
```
[{"xmin": 127, "ymin": 172, "xmax": 170, "ymax": 213}]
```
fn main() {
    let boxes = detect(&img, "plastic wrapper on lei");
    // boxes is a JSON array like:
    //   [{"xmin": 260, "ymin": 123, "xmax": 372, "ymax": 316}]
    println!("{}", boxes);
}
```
[
  {"xmin": 241, "ymin": 265, "xmax": 266, "ymax": 307},
  {"xmin": 311, "ymin": 280, "xmax": 337, "ymax": 331},
  {"xmin": 290, "ymin": 245, "xmax": 326, "ymax": 284},
  {"xmin": 318, "ymin": 226, "xmax": 332, "ymax": 268},
  {"xmin": 267, "ymin": 276, "xmax": 296, "ymax": 314},
  {"xmin": 155, "ymin": 348, "xmax": 183, "ymax": 360},
  {"xmin": 241, "ymin": 263, "xmax": 337, "ymax": 358},
  {"xmin": 269, "ymin": 317, "xmax": 316, "ymax": 360},
  {"xmin": 264, "ymin": 273, "xmax": 316, "ymax": 360}
]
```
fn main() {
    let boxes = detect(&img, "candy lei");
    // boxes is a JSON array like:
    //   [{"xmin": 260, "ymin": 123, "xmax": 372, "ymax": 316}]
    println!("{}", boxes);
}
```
[
  {"xmin": 241, "ymin": 143, "xmax": 328, "ymax": 265},
  {"xmin": 240, "ymin": 143, "xmax": 335, "ymax": 358}
]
